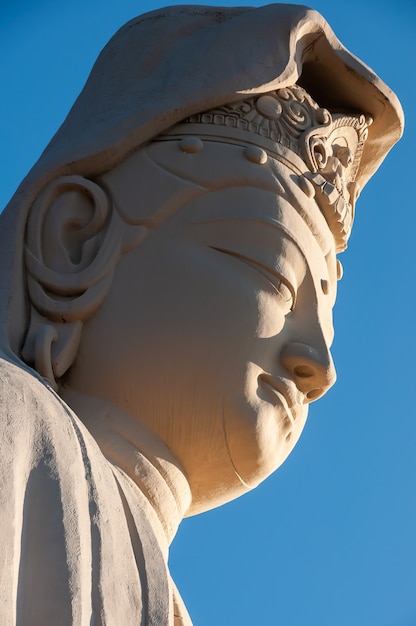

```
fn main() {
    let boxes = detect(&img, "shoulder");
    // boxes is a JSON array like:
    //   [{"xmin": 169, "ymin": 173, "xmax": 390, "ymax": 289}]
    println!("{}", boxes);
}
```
[{"xmin": 0, "ymin": 355, "xmax": 150, "ymax": 624}]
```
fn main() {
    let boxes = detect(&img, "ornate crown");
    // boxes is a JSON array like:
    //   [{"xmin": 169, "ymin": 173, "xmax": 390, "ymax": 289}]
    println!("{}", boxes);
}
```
[{"xmin": 162, "ymin": 85, "xmax": 372, "ymax": 252}]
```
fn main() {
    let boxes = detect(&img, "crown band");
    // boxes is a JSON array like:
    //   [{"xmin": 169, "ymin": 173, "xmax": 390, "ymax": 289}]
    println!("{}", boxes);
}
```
[{"xmin": 160, "ymin": 85, "xmax": 372, "ymax": 252}]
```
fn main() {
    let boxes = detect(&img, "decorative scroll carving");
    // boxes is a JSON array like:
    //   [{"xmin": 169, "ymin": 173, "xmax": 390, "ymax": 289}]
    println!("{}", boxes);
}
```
[{"xmin": 169, "ymin": 85, "xmax": 372, "ymax": 251}]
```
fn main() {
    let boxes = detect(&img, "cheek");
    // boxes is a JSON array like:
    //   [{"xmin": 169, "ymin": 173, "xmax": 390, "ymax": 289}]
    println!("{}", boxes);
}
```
[
  {"xmin": 255, "ymin": 290, "xmax": 287, "ymax": 339},
  {"xmin": 115, "ymin": 241, "xmax": 265, "ymax": 386},
  {"xmin": 89, "ymin": 238, "xmax": 283, "ymax": 429},
  {"xmin": 154, "ymin": 244, "xmax": 266, "ymax": 347}
]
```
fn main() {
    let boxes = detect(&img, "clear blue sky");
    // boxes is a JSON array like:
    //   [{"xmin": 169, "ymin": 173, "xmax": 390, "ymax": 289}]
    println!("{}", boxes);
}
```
[{"xmin": 1, "ymin": 2, "xmax": 415, "ymax": 625}]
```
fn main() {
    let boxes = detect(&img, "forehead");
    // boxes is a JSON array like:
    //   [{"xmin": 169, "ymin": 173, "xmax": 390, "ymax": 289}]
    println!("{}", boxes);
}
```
[
  {"xmin": 147, "ymin": 139, "xmax": 334, "ymax": 239},
  {"xmin": 103, "ymin": 138, "xmax": 338, "ymax": 290}
]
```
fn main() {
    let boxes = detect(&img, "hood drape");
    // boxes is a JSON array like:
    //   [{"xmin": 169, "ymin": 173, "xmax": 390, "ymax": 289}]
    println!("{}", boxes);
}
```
[{"xmin": 0, "ymin": 3, "xmax": 403, "ymax": 355}]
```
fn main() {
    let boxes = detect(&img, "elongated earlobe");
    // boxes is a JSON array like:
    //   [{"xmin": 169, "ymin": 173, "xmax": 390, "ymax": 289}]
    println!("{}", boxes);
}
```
[{"xmin": 21, "ymin": 175, "xmax": 126, "ymax": 386}]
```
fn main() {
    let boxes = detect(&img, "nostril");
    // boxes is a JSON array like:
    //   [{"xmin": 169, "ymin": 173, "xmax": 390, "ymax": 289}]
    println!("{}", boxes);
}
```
[
  {"xmin": 306, "ymin": 388, "xmax": 323, "ymax": 401},
  {"xmin": 281, "ymin": 342, "xmax": 336, "ymax": 398},
  {"xmin": 293, "ymin": 364, "xmax": 314, "ymax": 378}
]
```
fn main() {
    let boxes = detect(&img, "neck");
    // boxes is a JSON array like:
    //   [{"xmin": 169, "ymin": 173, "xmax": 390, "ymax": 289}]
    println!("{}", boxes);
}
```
[{"xmin": 60, "ymin": 388, "xmax": 192, "ymax": 551}]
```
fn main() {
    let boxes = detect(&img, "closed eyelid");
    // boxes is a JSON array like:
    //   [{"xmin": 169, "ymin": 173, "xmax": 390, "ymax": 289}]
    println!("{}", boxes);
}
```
[
  {"xmin": 208, "ymin": 245, "xmax": 296, "ymax": 308},
  {"xmin": 192, "ymin": 215, "xmax": 305, "ymax": 276}
]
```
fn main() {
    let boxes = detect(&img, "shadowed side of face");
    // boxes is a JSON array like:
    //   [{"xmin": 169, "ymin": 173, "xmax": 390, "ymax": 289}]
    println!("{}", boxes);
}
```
[{"xmin": 62, "ymin": 140, "xmax": 338, "ymax": 515}]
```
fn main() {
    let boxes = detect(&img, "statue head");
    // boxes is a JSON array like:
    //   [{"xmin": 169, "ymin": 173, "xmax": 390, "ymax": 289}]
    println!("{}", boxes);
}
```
[{"xmin": 0, "ymin": 5, "xmax": 403, "ymax": 515}]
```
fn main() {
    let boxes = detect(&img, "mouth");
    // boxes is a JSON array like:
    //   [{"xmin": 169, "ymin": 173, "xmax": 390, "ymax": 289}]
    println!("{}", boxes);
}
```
[{"xmin": 258, "ymin": 374, "xmax": 302, "ymax": 426}]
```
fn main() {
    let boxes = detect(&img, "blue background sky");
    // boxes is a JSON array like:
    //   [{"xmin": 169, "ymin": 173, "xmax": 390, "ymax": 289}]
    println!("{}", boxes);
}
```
[{"xmin": 1, "ymin": 1, "xmax": 415, "ymax": 625}]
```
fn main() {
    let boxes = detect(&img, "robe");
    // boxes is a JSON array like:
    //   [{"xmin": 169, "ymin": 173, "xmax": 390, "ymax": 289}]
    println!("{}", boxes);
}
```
[{"xmin": 0, "ymin": 355, "xmax": 191, "ymax": 625}]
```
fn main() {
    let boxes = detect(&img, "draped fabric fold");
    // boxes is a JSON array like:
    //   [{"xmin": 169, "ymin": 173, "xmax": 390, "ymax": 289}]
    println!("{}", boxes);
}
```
[{"xmin": 0, "ymin": 357, "xmax": 179, "ymax": 625}]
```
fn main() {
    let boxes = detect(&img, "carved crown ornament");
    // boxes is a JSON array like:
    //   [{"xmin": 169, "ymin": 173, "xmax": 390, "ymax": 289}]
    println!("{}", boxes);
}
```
[{"xmin": 161, "ymin": 85, "xmax": 372, "ymax": 252}]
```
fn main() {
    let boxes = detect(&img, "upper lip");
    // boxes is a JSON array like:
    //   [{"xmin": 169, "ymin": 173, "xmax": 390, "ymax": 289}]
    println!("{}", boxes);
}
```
[{"xmin": 258, "ymin": 373, "xmax": 303, "ymax": 424}]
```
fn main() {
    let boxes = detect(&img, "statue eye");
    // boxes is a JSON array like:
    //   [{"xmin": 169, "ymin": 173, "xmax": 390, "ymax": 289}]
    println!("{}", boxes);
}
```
[
  {"xmin": 253, "ymin": 268, "xmax": 295, "ymax": 313},
  {"xmin": 274, "ymin": 279, "xmax": 294, "ymax": 311},
  {"xmin": 209, "ymin": 245, "xmax": 295, "ymax": 312}
]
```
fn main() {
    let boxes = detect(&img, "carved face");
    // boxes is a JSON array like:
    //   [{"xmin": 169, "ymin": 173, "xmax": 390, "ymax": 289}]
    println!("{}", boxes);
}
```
[{"xmin": 68, "ymin": 153, "xmax": 337, "ymax": 513}]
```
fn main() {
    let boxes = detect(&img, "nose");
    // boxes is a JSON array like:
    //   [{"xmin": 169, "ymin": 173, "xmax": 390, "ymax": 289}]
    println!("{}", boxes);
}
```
[{"xmin": 280, "ymin": 342, "xmax": 336, "ymax": 402}]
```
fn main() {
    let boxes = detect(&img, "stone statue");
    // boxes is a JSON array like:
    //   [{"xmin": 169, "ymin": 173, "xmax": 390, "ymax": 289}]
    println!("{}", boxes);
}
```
[{"xmin": 0, "ymin": 5, "xmax": 403, "ymax": 625}]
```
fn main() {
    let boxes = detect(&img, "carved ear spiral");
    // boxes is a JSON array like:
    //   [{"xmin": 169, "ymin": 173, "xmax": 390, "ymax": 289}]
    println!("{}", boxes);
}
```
[{"xmin": 21, "ymin": 175, "xmax": 126, "ymax": 387}]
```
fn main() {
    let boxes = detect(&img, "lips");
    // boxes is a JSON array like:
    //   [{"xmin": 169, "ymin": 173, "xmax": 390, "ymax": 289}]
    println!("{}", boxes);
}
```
[{"xmin": 258, "ymin": 373, "xmax": 302, "ymax": 425}]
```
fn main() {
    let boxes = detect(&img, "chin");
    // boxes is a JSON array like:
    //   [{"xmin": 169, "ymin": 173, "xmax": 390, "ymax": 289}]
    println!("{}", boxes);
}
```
[
  {"xmin": 223, "ymin": 398, "xmax": 309, "ymax": 489},
  {"xmin": 185, "ymin": 479, "xmax": 252, "ymax": 516},
  {"xmin": 185, "ymin": 434, "xmax": 301, "ymax": 517},
  {"xmin": 186, "ymin": 400, "xmax": 308, "ymax": 516}
]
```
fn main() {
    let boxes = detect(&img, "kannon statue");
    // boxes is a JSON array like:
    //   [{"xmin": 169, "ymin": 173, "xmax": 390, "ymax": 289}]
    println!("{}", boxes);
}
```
[{"xmin": 0, "ymin": 5, "xmax": 403, "ymax": 625}]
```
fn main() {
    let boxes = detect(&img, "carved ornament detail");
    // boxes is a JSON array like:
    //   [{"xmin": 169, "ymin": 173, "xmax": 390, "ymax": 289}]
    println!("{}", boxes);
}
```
[{"xmin": 167, "ymin": 85, "xmax": 372, "ymax": 251}]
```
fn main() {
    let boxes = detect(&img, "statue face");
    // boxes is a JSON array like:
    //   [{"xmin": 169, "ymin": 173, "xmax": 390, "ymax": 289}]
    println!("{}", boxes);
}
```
[{"xmin": 68, "ymin": 170, "xmax": 337, "ymax": 514}]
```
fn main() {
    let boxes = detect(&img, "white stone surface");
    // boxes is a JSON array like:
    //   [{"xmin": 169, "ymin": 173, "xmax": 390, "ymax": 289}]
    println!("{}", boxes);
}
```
[{"xmin": 0, "ymin": 5, "xmax": 403, "ymax": 624}]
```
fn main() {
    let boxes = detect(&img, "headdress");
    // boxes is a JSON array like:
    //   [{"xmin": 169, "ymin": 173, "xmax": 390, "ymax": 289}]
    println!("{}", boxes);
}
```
[
  {"xmin": 0, "ymin": 4, "xmax": 403, "ymax": 354},
  {"xmin": 160, "ymin": 85, "xmax": 372, "ymax": 252}
]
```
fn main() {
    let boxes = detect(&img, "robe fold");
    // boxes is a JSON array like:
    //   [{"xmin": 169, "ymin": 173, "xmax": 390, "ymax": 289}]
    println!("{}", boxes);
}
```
[{"xmin": 0, "ymin": 355, "xmax": 191, "ymax": 625}]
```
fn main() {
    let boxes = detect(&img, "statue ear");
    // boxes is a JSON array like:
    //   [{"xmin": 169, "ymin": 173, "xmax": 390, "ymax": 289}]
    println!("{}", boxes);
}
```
[{"xmin": 21, "ymin": 175, "xmax": 138, "ymax": 388}]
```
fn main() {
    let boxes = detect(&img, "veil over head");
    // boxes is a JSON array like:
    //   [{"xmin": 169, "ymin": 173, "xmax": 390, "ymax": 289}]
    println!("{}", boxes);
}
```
[{"xmin": 0, "ymin": 3, "xmax": 403, "ymax": 357}]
